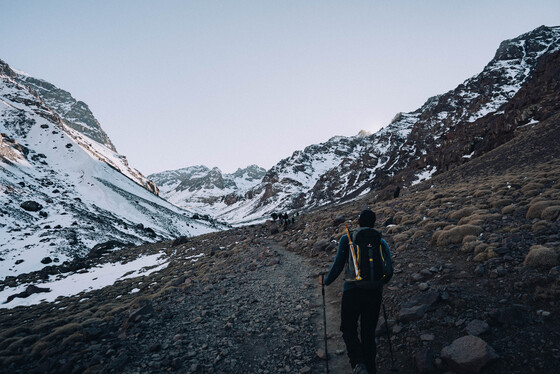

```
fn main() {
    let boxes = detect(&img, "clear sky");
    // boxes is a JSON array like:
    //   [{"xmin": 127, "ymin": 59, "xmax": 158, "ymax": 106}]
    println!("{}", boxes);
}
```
[{"xmin": 1, "ymin": 1, "xmax": 559, "ymax": 175}]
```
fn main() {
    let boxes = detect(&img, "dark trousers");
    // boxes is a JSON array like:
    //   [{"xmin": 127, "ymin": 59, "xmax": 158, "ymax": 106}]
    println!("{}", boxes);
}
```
[{"xmin": 340, "ymin": 287, "xmax": 383, "ymax": 373}]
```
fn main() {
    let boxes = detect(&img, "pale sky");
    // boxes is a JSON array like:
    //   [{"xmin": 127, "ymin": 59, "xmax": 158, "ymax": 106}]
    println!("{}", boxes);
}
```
[{"xmin": 1, "ymin": 1, "xmax": 559, "ymax": 175}]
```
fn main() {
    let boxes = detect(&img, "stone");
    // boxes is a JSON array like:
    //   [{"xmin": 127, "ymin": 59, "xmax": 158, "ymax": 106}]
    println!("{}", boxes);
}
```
[
  {"xmin": 41, "ymin": 257, "xmax": 53, "ymax": 264},
  {"xmin": 398, "ymin": 304, "xmax": 429, "ymax": 322},
  {"xmin": 172, "ymin": 236, "xmax": 189, "ymax": 246},
  {"xmin": 403, "ymin": 291, "xmax": 440, "ymax": 309},
  {"xmin": 6, "ymin": 284, "xmax": 51, "ymax": 303},
  {"xmin": 314, "ymin": 240, "xmax": 330, "ymax": 251},
  {"xmin": 20, "ymin": 200, "xmax": 43, "ymax": 212},
  {"xmin": 316, "ymin": 348, "xmax": 327, "ymax": 360},
  {"xmin": 333, "ymin": 215, "xmax": 346, "ymax": 226},
  {"xmin": 88, "ymin": 240, "xmax": 129, "ymax": 258},
  {"xmin": 466, "ymin": 320, "xmax": 489, "ymax": 336},
  {"xmin": 440, "ymin": 335, "xmax": 499, "ymax": 373},
  {"xmin": 420, "ymin": 333, "xmax": 435, "ymax": 341}
]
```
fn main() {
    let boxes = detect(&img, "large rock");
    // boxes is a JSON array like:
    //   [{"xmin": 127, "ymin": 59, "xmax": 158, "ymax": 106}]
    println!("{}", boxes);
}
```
[
  {"xmin": 333, "ymin": 215, "xmax": 346, "ymax": 226},
  {"xmin": 6, "ymin": 284, "xmax": 51, "ymax": 303},
  {"xmin": 88, "ymin": 240, "xmax": 130, "ymax": 258},
  {"xmin": 398, "ymin": 304, "xmax": 429, "ymax": 322},
  {"xmin": 398, "ymin": 291, "xmax": 440, "ymax": 322},
  {"xmin": 314, "ymin": 239, "xmax": 330, "ymax": 252},
  {"xmin": 20, "ymin": 200, "xmax": 43, "ymax": 212},
  {"xmin": 441, "ymin": 335, "xmax": 498, "ymax": 373},
  {"xmin": 466, "ymin": 319, "xmax": 489, "ymax": 336}
]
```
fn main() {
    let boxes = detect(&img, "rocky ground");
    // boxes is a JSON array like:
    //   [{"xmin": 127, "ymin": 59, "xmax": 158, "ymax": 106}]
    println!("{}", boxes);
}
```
[{"xmin": 1, "ymin": 119, "xmax": 560, "ymax": 373}]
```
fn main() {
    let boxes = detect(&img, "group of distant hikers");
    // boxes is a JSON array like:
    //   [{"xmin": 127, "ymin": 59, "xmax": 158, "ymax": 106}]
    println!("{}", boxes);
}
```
[
  {"xmin": 320, "ymin": 208, "xmax": 395, "ymax": 374},
  {"xmin": 271, "ymin": 211, "xmax": 298, "ymax": 226}
]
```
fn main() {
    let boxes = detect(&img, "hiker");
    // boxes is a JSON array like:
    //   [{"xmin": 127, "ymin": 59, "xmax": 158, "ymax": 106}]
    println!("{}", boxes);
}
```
[{"xmin": 319, "ymin": 209, "xmax": 393, "ymax": 374}]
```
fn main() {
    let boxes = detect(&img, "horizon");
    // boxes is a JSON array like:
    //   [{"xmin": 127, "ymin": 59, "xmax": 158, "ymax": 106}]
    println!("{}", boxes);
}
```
[{"xmin": 1, "ymin": 1, "xmax": 559, "ymax": 175}]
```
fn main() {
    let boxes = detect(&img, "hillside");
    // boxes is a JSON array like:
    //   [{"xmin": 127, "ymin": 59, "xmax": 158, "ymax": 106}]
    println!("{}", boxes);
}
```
[
  {"xmin": 0, "ymin": 59, "xmax": 220, "ymax": 279},
  {"xmin": 1, "ymin": 107, "xmax": 558, "ymax": 374},
  {"xmin": 154, "ymin": 26, "xmax": 560, "ymax": 225},
  {"xmin": 1, "ymin": 25, "xmax": 559, "ymax": 374}
]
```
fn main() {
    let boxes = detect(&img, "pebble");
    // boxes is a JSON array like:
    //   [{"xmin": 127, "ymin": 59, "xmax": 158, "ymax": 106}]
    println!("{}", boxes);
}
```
[{"xmin": 420, "ymin": 333, "xmax": 435, "ymax": 341}]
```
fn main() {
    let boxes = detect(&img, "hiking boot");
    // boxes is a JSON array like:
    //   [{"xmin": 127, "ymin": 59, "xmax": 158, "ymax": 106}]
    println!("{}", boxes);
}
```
[{"xmin": 353, "ymin": 363, "xmax": 369, "ymax": 374}]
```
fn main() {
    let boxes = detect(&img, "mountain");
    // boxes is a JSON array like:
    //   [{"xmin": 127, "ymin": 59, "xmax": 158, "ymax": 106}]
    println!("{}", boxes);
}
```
[
  {"xmin": 0, "ymin": 59, "xmax": 219, "ymax": 278},
  {"xmin": 149, "ymin": 165, "xmax": 266, "ymax": 217},
  {"xmin": 1, "ymin": 25, "xmax": 559, "ymax": 374},
  {"xmin": 155, "ymin": 25, "xmax": 560, "ymax": 225}
]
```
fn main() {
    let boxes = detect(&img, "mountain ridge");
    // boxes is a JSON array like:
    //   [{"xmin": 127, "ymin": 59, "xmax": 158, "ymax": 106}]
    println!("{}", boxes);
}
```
[
  {"xmin": 154, "ymin": 25, "xmax": 560, "ymax": 224},
  {"xmin": 0, "ymin": 59, "xmax": 220, "ymax": 278}
]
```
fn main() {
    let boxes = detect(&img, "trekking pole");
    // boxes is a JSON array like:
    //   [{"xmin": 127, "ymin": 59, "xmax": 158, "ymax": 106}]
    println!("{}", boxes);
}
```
[
  {"xmin": 321, "ymin": 274, "xmax": 330, "ymax": 374},
  {"xmin": 381, "ymin": 297, "xmax": 398, "ymax": 372}
]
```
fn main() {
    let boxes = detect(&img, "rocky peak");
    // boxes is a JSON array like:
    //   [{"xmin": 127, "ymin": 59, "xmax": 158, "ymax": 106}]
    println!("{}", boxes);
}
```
[
  {"xmin": 0, "ymin": 59, "xmax": 17, "ymax": 79},
  {"xmin": 231, "ymin": 164, "xmax": 266, "ymax": 181},
  {"xmin": 492, "ymin": 25, "xmax": 560, "ymax": 63},
  {"xmin": 15, "ymin": 74, "xmax": 117, "ymax": 152}
]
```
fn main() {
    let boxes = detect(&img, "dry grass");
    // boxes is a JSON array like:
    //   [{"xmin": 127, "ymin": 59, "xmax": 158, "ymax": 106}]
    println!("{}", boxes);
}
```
[
  {"xmin": 526, "ymin": 200, "xmax": 560, "ymax": 219},
  {"xmin": 524, "ymin": 245, "xmax": 559, "ymax": 268},
  {"xmin": 433, "ymin": 225, "xmax": 483, "ymax": 246}
]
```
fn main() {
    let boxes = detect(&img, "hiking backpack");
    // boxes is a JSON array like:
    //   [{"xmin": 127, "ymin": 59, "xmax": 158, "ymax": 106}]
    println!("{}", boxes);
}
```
[{"xmin": 345, "ymin": 227, "xmax": 393, "ymax": 289}]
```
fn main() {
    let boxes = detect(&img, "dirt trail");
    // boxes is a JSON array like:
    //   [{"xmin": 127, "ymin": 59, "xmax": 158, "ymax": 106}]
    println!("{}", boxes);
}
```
[{"xmin": 267, "ymin": 242, "xmax": 352, "ymax": 374}]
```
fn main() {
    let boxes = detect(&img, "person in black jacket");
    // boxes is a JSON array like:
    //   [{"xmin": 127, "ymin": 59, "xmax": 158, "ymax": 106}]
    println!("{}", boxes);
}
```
[{"xmin": 319, "ymin": 209, "xmax": 392, "ymax": 374}]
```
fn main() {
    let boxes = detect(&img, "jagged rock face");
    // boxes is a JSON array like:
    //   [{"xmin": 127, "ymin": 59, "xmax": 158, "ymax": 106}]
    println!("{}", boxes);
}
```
[
  {"xmin": 149, "ymin": 165, "xmax": 267, "ymax": 215},
  {"xmin": 15, "ymin": 74, "xmax": 117, "ymax": 152},
  {"xmin": 1, "ymin": 61, "xmax": 160, "ymax": 195},
  {"xmin": 0, "ymin": 58, "xmax": 218, "ymax": 278},
  {"xmin": 154, "ymin": 26, "xmax": 560, "ymax": 224}
]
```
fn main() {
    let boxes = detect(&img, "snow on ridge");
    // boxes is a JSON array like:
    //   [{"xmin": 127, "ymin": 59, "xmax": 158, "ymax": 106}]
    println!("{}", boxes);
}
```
[{"xmin": 1, "ymin": 59, "xmax": 221, "ymax": 279}]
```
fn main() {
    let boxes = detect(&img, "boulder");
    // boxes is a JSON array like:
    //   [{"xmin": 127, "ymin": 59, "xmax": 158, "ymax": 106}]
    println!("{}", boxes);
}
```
[
  {"xmin": 398, "ymin": 304, "xmax": 429, "ymax": 322},
  {"xmin": 6, "ymin": 284, "xmax": 51, "ymax": 303},
  {"xmin": 314, "ymin": 239, "xmax": 330, "ymax": 252},
  {"xmin": 398, "ymin": 291, "xmax": 440, "ymax": 322},
  {"xmin": 440, "ymin": 335, "xmax": 498, "ymax": 373},
  {"xmin": 20, "ymin": 200, "xmax": 43, "ymax": 212},
  {"xmin": 172, "ymin": 236, "xmax": 189, "ymax": 247},
  {"xmin": 88, "ymin": 240, "xmax": 130, "ymax": 258},
  {"xmin": 333, "ymin": 215, "xmax": 346, "ymax": 226},
  {"xmin": 466, "ymin": 319, "xmax": 489, "ymax": 336}
]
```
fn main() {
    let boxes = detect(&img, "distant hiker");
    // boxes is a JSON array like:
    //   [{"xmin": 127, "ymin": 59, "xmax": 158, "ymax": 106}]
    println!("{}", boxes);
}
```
[
  {"xmin": 319, "ymin": 209, "xmax": 393, "ymax": 374},
  {"xmin": 393, "ymin": 186, "xmax": 400, "ymax": 199}
]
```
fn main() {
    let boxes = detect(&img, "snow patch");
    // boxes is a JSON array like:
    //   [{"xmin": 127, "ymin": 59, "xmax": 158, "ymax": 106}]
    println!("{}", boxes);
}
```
[{"xmin": 0, "ymin": 251, "xmax": 170, "ymax": 309}]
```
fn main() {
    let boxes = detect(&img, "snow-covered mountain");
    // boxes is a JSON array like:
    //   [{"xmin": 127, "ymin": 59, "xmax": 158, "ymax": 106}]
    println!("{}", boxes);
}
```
[
  {"xmin": 0, "ymin": 60, "xmax": 219, "ymax": 279},
  {"xmin": 149, "ymin": 165, "xmax": 266, "ymax": 217},
  {"xmin": 154, "ymin": 25, "xmax": 560, "ymax": 225}
]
